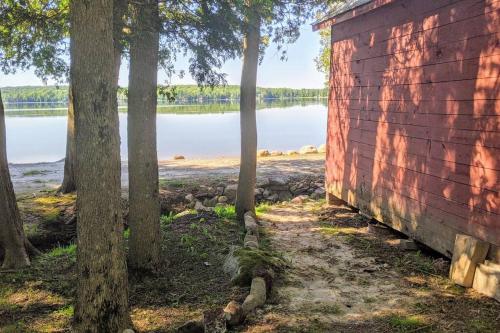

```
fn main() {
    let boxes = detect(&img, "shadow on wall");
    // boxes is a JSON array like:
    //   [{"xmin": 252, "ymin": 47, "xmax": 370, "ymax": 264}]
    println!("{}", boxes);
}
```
[{"xmin": 326, "ymin": 0, "xmax": 499, "ymax": 257}]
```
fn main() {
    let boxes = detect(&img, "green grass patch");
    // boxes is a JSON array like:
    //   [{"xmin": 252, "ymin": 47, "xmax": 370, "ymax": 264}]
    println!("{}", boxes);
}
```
[
  {"xmin": 388, "ymin": 314, "xmax": 428, "ymax": 332},
  {"xmin": 160, "ymin": 179, "xmax": 188, "ymax": 188},
  {"xmin": 47, "ymin": 244, "xmax": 76, "ymax": 258},
  {"xmin": 214, "ymin": 205, "xmax": 236, "ymax": 220},
  {"xmin": 318, "ymin": 223, "xmax": 358, "ymax": 236},
  {"xmin": 161, "ymin": 212, "xmax": 176, "ymax": 225},
  {"xmin": 255, "ymin": 203, "xmax": 271, "ymax": 216},
  {"xmin": 123, "ymin": 228, "xmax": 130, "ymax": 239},
  {"xmin": 55, "ymin": 305, "xmax": 74, "ymax": 317}
]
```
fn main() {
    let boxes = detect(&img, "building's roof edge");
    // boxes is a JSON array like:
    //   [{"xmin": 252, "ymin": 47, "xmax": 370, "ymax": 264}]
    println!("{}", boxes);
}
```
[{"xmin": 312, "ymin": 0, "xmax": 395, "ymax": 31}]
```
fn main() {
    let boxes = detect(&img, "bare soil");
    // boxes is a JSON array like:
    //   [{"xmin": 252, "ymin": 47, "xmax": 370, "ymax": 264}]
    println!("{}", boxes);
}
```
[{"xmin": 240, "ymin": 201, "xmax": 500, "ymax": 333}]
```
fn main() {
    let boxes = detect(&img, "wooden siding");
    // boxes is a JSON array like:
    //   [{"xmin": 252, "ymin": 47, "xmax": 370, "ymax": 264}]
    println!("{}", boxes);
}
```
[{"xmin": 325, "ymin": 0, "xmax": 500, "ymax": 257}]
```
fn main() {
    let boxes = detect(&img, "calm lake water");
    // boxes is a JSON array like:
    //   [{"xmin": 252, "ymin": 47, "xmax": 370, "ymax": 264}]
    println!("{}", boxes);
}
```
[{"xmin": 5, "ymin": 100, "xmax": 328, "ymax": 164}]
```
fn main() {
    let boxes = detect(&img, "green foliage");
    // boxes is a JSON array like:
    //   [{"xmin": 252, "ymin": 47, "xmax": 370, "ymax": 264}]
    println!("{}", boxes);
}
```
[
  {"xmin": 255, "ymin": 202, "xmax": 271, "ymax": 216},
  {"xmin": 214, "ymin": 205, "xmax": 236, "ymax": 220},
  {"xmin": 314, "ymin": 27, "xmax": 331, "ymax": 85},
  {"xmin": 2, "ymin": 85, "xmax": 328, "ymax": 104},
  {"xmin": 47, "ymin": 243, "xmax": 76, "ymax": 258},
  {"xmin": 0, "ymin": 0, "xmax": 69, "ymax": 81},
  {"xmin": 160, "ymin": 212, "xmax": 176, "ymax": 225}
]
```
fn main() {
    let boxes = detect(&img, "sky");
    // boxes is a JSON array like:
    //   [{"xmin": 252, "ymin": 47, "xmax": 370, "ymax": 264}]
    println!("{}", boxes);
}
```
[{"xmin": 1, "ymin": 24, "xmax": 326, "ymax": 89}]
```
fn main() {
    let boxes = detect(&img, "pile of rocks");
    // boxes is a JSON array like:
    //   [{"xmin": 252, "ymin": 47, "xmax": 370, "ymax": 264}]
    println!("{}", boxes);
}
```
[
  {"xmin": 184, "ymin": 175, "xmax": 326, "ymax": 210},
  {"xmin": 257, "ymin": 144, "xmax": 326, "ymax": 157}
]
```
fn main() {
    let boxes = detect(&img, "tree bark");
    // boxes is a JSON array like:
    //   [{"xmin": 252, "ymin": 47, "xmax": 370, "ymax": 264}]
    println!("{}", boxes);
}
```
[
  {"xmin": 236, "ymin": 12, "xmax": 261, "ymax": 222},
  {"xmin": 127, "ymin": 0, "xmax": 161, "ymax": 271},
  {"xmin": 70, "ymin": 0, "xmax": 131, "ymax": 331},
  {"xmin": 60, "ymin": 85, "xmax": 76, "ymax": 193},
  {"xmin": 0, "ymin": 89, "xmax": 33, "ymax": 269}
]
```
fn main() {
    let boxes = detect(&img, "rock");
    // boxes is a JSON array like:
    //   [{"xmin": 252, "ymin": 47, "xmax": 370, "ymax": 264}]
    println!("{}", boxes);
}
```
[
  {"xmin": 216, "ymin": 186, "xmax": 225, "ymax": 195},
  {"xmin": 267, "ymin": 194, "xmax": 279, "ymax": 202},
  {"xmin": 174, "ymin": 155, "xmax": 185, "ymax": 160},
  {"xmin": 310, "ymin": 187, "xmax": 326, "ymax": 200},
  {"xmin": 203, "ymin": 308, "xmax": 226, "ymax": 333},
  {"xmin": 286, "ymin": 150, "xmax": 299, "ymax": 156},
  {"xmin": 122, "ymin": 330, "xmax": 135, "ymax": 333},
  {"xmin": 291, "ymin": 195, "xmax": 309, "ymax": 204},
  {"xmin": 318, "ymin": 144, "xmax": 327, "ymax": 153},
  {"xmin": 242, "ymin": 277, "xmax": 267, "ymax": 315},
  {"xmin": 257, "ymin": 149, "xmax": 270, "ymax": 157},
  {"xmin": 262, "ymin": 189, "xmax": 271, "ymax": 198},
  {"xmin": 195, "ymin": 201, "xmax": 212, "ymax": 212},
  {"xmin": 176, "ymin": 320, "xmax": 204, "ymax": 333},
  {"xmin": 218, "ymin": 196, "xmax": 228, "ymax": 204},
  {"xmin": 270, "ymin": 151, "xmax": 283, "ymax": 156},
  {"xmin": 203, "ymin": 197, "xmax": 218, "ymax": 207},
  {"xmin": 255, "ymin": 188, "xmax": 264, "ymax": 195},
  {"xmin": 299, "ymin": 145, "xmax": 318, "ymax": 154},
  {"xmin": 185, "ymin": 193, "xmax": 194, "ymax": 202},
  {"xmin": 277, "ymin": 191, "xmax": 293, "ymax": 201},
  {"xmin": 244, "ymin": 213, "xmax": 259, "ymax": 235},
  {"xmin": 224, "ymin": 301, "xmax": 244, "ymax": 327},
  {"xmin": 244, "ymin": 234, "xmax": 259, "ymax": 248},
  {"xmin": 224, "ymin": 184, "xmax": 238, "ymax": 200},
  {"xmin": 473, "ymin": 261, "xmax": 500, "ymax": 301}
]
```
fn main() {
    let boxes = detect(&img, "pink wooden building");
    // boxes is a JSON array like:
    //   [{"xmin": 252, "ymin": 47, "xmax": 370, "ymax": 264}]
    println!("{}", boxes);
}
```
[{"xmin": 313, "ymin": 0, "xmax": 499, "ymax": 259}]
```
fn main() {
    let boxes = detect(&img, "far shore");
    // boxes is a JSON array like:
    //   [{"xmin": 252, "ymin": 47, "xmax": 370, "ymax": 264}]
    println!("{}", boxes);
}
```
[{"xmin": 10, "ymin": 153, "xmax": 325, "ymax": 195}]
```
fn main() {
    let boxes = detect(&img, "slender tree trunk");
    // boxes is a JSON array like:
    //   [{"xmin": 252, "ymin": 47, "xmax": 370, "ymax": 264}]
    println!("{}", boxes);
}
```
[
  {"xmin": 236, "ymin": 13, "xmax": 261, "ymax": 222},
  {"xmin": 127, "ymin": 0, "xmax": 161, "ymax": 271},
  {"xmin": 60, "ymin": 85, "xmax": 76, "ymax": 193},
  {"xmin": 0, "ymin": 89, "xmax": 33, "ymax": 269},
  {"xmin": 70, "ymin": 0, "xmax": 131, "ymax": 331}
]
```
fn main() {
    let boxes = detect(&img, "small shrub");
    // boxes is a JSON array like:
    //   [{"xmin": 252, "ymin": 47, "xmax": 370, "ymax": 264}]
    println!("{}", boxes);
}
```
[{"xmin": 48, "ymin": 244, "xmax": 76, "ymax": 258}]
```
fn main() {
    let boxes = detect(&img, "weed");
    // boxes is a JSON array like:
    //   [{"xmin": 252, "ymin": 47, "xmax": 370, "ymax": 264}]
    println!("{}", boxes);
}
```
[
  {"xmin": 123, "ymin": 228, "xmax": 130, "ymax": 239},
  {"xmin": 214, "ymin": 205, "xmax": 236, "ymax": 220}
]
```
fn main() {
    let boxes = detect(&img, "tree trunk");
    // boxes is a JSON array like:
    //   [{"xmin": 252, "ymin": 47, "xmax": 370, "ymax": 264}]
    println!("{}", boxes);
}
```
[
  {"xmin": 70, "ymin": 0, "xmax": 131, "ymax": 331},
  {"xmin": 60, "ymin": 85, "xmax": 76, "ymax": 193},
  {"xmin": 236, "ymin": 13, "xmax": 261, "ymax": 222},
  {"xmin": 0, "ymin": 89, "xmax": 33, "ymax": 269},
  {"xmin": 127, "ymin": 0, "xmax": 161, "ymax": 271}
]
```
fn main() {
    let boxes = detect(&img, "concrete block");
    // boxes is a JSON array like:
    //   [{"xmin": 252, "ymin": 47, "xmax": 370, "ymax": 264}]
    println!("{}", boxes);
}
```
[
  {"xmin": 244, "ymin": 233, "xmax": 259, "ymax": 248},
  {"xmin": 449, "ymin": 234, "xmax": 490, "ymax": 287},
  {"xmin": 473, "ymin": 262, "xmax": 500, "ymax": 302},
  {"xmin": 242, "ymin": 277, "xmax": 267, "ymax": 315}
]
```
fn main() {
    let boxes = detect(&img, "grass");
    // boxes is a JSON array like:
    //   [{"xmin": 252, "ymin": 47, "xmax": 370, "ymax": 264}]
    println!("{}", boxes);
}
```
[
  {"xmin": 387, "ymin": 315, "xmax": 428, "ymax": 332},
  {"xmin": 159, "ymin": 178, "xmax": 188, "ymax": 188},
  {"xmin": 160, "ymin": 212, "xmax": 177, "ymax": 225},
  {"xmin": 214, "ymin": 205, "xmax": 236, "ymax": 220},
  {"xmin": 255, "ymin": 202, "xmax": 271, "ymax": 216},
  {"xmin": 47, "ymin": 243, "xmax": 77, "ymax": 258},
  {"xmin": 318, "ymin": 223, "xmax": 358, "ymax": 236}
]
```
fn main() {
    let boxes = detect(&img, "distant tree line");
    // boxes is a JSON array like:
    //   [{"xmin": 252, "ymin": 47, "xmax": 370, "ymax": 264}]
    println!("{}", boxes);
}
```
[{"xmin": 2, "ymin": 85, "xmax": 328, "ymax": 103}]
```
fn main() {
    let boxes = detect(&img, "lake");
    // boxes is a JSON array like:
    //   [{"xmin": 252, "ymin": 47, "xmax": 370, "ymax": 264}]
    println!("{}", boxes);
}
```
[{"xmin": 4, "ymin": 100, "xmax": 328, "ymax": 164}]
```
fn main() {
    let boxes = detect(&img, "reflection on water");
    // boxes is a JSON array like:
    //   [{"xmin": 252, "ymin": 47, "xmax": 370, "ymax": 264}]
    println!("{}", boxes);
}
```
[{"xmin": 5, "ymin": 100, "xmax": 328, "ymax": 164}]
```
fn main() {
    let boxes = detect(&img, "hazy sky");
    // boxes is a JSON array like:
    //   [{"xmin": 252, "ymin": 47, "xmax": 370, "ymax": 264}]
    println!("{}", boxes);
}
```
[{"xmin": 1, "ymin": 24, "xmax": 326, "ymax": 89}]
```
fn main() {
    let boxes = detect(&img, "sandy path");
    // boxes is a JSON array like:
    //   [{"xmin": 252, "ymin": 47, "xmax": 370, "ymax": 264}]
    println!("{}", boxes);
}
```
[
  {"xmin": 243, "ymin": 201, "xmax": 417, "ymax": 332},
  {"xmin": 10, "ymin": 154, "xmax": 324, "ymax": 195}
]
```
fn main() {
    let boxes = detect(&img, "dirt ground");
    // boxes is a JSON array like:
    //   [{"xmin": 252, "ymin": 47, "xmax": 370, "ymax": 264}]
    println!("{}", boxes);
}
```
[{"xmin": 241, "ymin": 201, "xmax": 500, "ymax": 333}]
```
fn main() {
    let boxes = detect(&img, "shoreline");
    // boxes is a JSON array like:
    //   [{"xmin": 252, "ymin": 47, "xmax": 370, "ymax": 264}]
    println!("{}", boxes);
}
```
[{"xmin": 11, "ymin": 153, "xmax": 325, "ymax": 195}]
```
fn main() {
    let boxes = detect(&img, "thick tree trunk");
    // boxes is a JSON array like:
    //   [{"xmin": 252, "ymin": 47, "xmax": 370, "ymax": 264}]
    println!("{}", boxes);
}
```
[
  {"xmin": 236, "ymin": 13, "xmax": 261, "ymax": 222},
  {"xmin": 127, "ymin": 0, "xmax": 161, "ymax": 271},
  {"xmin": 70, "ymin": 0, "xmax": 131, "ymax": 331},
  {"xmin": 0, "ymin": 89, "xmax": 32, "ymax": 269},
  {"xmin": 60, "ymin": 85, "xmax": 76, "ymax": 193}
]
